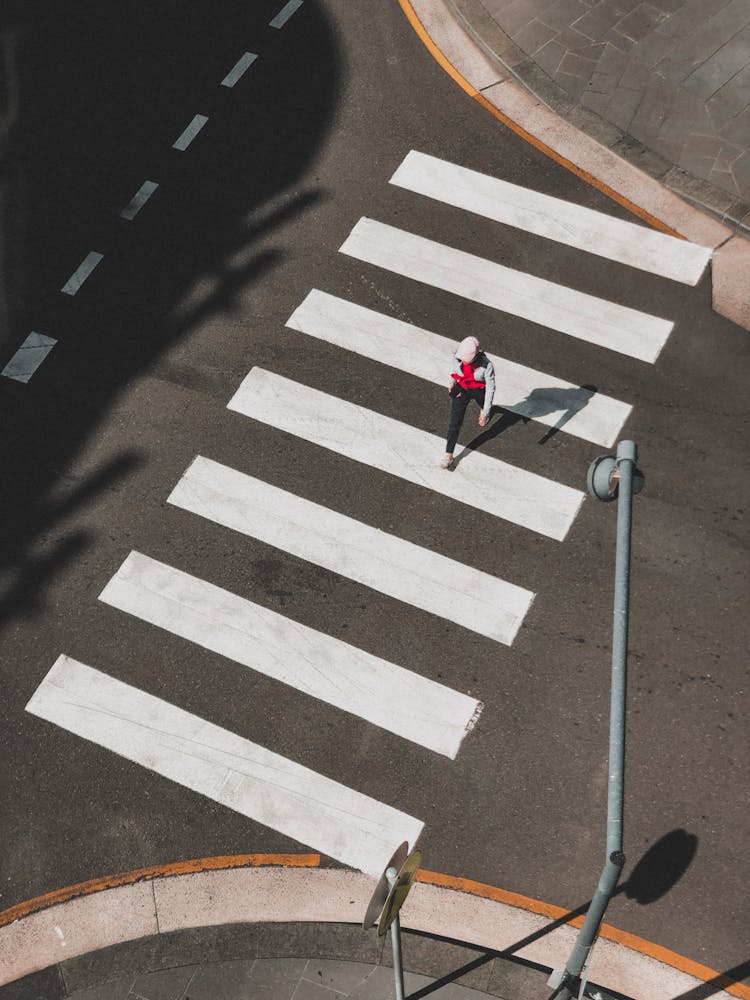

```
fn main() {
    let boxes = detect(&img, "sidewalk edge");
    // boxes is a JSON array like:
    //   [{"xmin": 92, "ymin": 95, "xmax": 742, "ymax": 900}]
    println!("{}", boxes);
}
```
[
  {"xmin": 398, "ymin": 0, "xmax": 750, "ymax": 331},
  {"xmin": 1, "ymin": 859, "xmax": 748, "ymax": 1000}
]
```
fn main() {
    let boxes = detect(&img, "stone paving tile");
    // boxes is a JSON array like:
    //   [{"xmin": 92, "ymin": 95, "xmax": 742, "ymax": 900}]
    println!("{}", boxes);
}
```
[
  {"xmin": 571, "ymin": 1, "xmax": 625, "ymax": 41},
  {"xmin": 603, "ymin": 27, "xmax": 636, "ymax": 52},
  {"xmin": 707, "ymin": 64, "xmax": 750, "ymax": 130},
  {"xmin": 538, "ymin": 0, "xmax": 590, "ymax": 32},
  {"xmin": 605, "ymin": 85, "xmax": 644, "ymax": 130},
  {"xmin": 159, "ymin": 924, "xmax": 261, "ymax": 969},
  {"xmin": 130, "ymin": 966, "xmax": 196, "ymax": 1000},
  {"xmin": 554, "ymin": 24, "xmax": 599, "ymax": 49},
  {"xmin": 180, "ymin": 958, "xmax": 259, "ymax": 1000},
  {"xmin": 649, "ymin": 0, "xmax": 686, "ymax": 13},
  {"xmin": 534, "ymin": 38, "xmax": 567, "ymax": 73},
  {"xmin": 300, "ymin": 960, "xmax": 376, "ymax": 996},
  {"xmin": 0, "ymin": 967, "xmax": 66, "ymax": 1000},
  {"xmin": 511, "ymin": 17, "xmax": 559, "ymax": 51},
  {"xmin": 257, "ymin": 923, "xmax": 385, "ymax": 965},
  {"xmin": 60, "ymin": 937, "xmax": 162, "ymax": 995},
  {"xmin": 730, "ymin": 148, "xmax": 750, "ymax": 195},
  {"xmin": 555, "ymin": 67, "xmax": 591, "ymax": 97},
  {"xmin": 485, "ymin": 958, "xmax": 550, "ymax": 1000},
  {"xmin": 292, "ymin": 980, "xmax": 343, "ymax": 1000},
  {"xmin": 720, "ymin": 103, "xmax": 750, "ymax": 146},
  {"xmin": 558, "ymin": 49, "xmax": 597, "ymax": 79},
  {"xmin": 615, "ymin": 3, "xmax": 670, "ymax": 42},
  {"xmin": 69, "ymin": 979, "xmax": 133, "ymax": 1000},
  {"xmin": 683, "ymin": 26, "xmax": 750, "ymax": 100},
  {"xmin": 385, "ymin": 934, "xmax": 494, "ymax": 992},
  {"xmin": 484, "ymin": 0, "xmax": 543, "ymax": 37}
]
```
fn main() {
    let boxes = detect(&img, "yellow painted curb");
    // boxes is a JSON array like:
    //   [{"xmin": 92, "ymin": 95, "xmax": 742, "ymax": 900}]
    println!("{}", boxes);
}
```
[
  {"xmin": 397, "ymin": 0, "xmax": 688, "ymax": 240},
  {"xmin": 0, "ymin": 853, "xmax": 321, "ymax": 929},
  {"xmin": 417, "ymin": 871, "xmax": 750, "ymax": 999}
]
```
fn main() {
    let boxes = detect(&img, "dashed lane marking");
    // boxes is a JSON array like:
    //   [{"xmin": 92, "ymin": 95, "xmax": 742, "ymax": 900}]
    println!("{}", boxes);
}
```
[
  {"xmin": 270, "ymin": 0, "xmax": 304, "ymax": 29},
  {"xmin": 287, "ymin": 289, "xmax": 632, "ymax": 448},
  {"xmin": 1, "ymin": 333, "xmax": 57, "ymax": 383},
  {"xmin": 61, "ymin": 252, "xmax": 103, "ymax": 296},
  {"xmin": 120, "ymin": 181, "xmax": 159, "ymax": 221},
  {"xmin": 100, "ymin": 551, "xmax": 482, "ymax": 758},
  {"xmin": 340, "ymin": 217, "xmax": 673, "ymax": 363},
  {"xmin": 168, "ymin": 456, "xmax": 535, "ymax": 645},
  {"xmin": 228, "ymin": 368, "xmax": 584, "ymax": 540},
  {"xmin": 391, "ymin": 150, "xmax": 711, "ymax": 286},
  {"xmin": 172, "ymin": 114, "xmax": 209, "ymax": 151},
  {"xmin": 221, "ymin": 52, "xmax": 258, "ymax": 88},
  {"xmin": 26, "ymin": 654, "xmax": 424, "ymax": 877}
]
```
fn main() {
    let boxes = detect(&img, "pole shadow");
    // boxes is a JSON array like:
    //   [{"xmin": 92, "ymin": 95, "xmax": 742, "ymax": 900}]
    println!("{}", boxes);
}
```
[{"xmin": 404, "ymin": 830, "xmax": 745, "ymax": 1000}]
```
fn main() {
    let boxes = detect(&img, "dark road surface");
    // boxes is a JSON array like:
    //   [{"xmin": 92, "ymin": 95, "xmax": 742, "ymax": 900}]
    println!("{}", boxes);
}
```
[{"xmin": 0, "ymin": 0, "xmax": 747, "ymax": 980}]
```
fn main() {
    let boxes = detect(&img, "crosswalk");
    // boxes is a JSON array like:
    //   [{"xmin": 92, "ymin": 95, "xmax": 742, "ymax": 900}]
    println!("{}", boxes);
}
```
[
  {"xmin": 27, "ymin": 148, "xmax": 709, "ymax": 875},
  {"xmin": 286, "ymin": 289, "xmax": 632, "ymax": 447}
]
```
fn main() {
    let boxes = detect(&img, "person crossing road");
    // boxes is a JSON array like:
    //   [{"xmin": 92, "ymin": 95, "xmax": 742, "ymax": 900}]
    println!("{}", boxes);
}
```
[{"xmin": 441, "ymin": 335, "xmax": 496, "ymax": 469}]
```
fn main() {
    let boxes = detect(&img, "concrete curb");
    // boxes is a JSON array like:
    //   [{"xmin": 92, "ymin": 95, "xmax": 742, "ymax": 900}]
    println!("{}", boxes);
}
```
[
  {"xmin": 399, "ymin": 0, "xmax": 750, "ymax": 332},
  {"xmin": 1, "ymin": 860, "xmax": 748, "ymax": 1000}
]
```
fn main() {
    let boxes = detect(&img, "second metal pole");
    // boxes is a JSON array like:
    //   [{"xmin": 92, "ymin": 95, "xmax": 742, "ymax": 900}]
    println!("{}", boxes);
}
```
[{"xmin": 550, "ymin": 440, "xmax": 638, "ymax": 999}]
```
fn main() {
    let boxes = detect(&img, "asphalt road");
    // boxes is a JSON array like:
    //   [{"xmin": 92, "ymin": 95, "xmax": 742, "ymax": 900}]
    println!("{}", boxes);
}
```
[{"xmin": 0, "ymin": 0, "xmax": 748, "ymax": 981}]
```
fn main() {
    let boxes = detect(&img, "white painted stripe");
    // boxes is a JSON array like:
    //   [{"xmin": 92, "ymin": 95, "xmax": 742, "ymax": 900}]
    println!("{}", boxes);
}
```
[
  {"xmin": 168, "ymin": 457, "xmax": 535, "ymax": 645},
  {"xmin": 1, "ymin": 332, "xmax": 57, "ymax": 383},
  {"xmin": 288, "ymin": 290, "xmax": 631, "ymax": 448},
  {"xmin": 27, "ymin": 655, "xmax": 423, "ymax": 875},
  {"xmin": 221, "ymin": 51, "xmax": 258, "ymax": 87},
  {"xmin": 391, "ymin": 151, "xmax": 711, "ymax": 286},
  {"xmin": 120, "ymin": 180, "xmax": 159, "ymax": 221},
  {"xmin": 173, "ymin": 114, "xmax": 209, "ymax": 151},
  {"xmin": 228, "ymin": 369, "xmax": 583, "ymax": 540},
  {"xmin": 100, "ymin": 551, "xmax": 481, "ymax": 758},
  {"xmin": 61, "ymin": 252, "xmax": 103, "ymax": 295},
  {"xmin": 270, "ymin": 0, "xmax": 303, "ymax": 28},
  {"xmin": 340, "ymin": 218, "xmax": 673, "ymax": 363}
]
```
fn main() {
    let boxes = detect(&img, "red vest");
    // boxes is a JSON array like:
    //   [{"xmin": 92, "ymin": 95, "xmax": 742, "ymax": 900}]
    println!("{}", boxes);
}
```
[{"xmin": 452, "ymin": 360, "xmax": 484, "ymax": 391}]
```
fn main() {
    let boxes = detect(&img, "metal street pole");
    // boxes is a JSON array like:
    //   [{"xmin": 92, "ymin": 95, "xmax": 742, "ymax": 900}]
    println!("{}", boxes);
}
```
[
  {"xmin": 548, "ymin": 440, "xmax": 643, "ymax": 1000},
  {"xmin": 386, "ymin": 866, "xmax": 406, "ymax": 1000}
]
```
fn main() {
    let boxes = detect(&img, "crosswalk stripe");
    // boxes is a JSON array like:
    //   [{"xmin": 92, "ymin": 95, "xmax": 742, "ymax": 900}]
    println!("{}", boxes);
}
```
[
  {"xmin": 228, "ymin": 369, "xmax": 583, "ymax": 540},
  {"xmin": 26, "ymin": 655, "xmax": 423, "ymax": 875},
  {"xmin": 340, "ymin": 218, "xmax": 672, "ymax": 363},
  {"xmin": 287, "ymin": 289, "xmax": 631, "ymax": 448},
  {"xmin": 100, "ymin": 551, "xmax": 482, "ymax": 759},
  {"xmin": 390, "ymin": 150, "xmax": 711, "ymax": 286},
  {"xmin": 168, "ymin": 456, "xmax": 535, "ymax": 645}
]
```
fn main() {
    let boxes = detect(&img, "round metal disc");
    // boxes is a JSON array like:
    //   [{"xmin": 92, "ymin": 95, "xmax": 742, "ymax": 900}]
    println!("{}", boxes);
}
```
[
  {"xmin": 362, "ymin": 842, "xmax": 409, "ymax": 929},
  {"xmin": 377, "ymin": 847, "xmax": 423, "ymax": 937},
  {"xmin": 587, "ymin": 454, "xmax": 617, "ymax": 501}
]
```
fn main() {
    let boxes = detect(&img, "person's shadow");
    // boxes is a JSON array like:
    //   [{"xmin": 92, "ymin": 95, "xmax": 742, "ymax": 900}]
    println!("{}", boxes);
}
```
[{"xmin": 452, "ymin": 384, "xmax": 597, "ymax": 468}]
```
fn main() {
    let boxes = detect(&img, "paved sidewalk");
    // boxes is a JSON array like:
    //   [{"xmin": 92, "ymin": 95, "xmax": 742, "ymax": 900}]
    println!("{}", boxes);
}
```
[
  {"xmin": 0, "ymin": 923, "xmax": 563, "ymax": 1000},
  {"xmin": 446, "ymin": 0, "xmax": 750, "ymax": 232}
]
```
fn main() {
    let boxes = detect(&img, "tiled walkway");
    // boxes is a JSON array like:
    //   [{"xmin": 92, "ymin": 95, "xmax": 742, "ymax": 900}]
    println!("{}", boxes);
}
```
[{"xmin": 449, "ymin": 0, "xmax": 750, "ymax": 224}]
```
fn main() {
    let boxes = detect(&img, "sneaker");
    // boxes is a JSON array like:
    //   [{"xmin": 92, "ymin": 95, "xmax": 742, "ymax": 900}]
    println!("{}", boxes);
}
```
[{"xmin": 440, "ymin": 454, "xmax": 453, "ymax": 470}]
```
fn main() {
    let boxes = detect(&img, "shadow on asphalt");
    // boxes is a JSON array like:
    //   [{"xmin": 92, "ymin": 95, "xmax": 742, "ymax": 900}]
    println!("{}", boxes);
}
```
[
  {"xmin": 407, "ymin": 829, "xmax": 747, "ymax": 1000},
  {"xmin": 0, "ymin": 0, "xmax": 341, "ymax": 631},
  {"xmin": 450, "ymin": 383, "xmax": 598, "ymax": 470}
]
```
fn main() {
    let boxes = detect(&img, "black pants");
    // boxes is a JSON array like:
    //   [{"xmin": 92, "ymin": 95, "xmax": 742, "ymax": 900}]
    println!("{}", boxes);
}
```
[{"xmin": 446, "ymin": 386, "xmax": 485, "ymax": 453}]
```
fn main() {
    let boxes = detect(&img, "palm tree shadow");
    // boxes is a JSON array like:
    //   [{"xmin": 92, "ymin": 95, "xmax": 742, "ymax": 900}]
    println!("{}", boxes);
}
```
[{"xmin": 0, "ymin": 0, "xmax": 341, "ymax": 630}]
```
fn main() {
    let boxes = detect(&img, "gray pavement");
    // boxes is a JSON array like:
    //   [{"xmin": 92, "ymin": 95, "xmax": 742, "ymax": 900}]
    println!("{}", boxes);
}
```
[
  {"xmin": 446, "ymin": 0, "xmax": 750, "ymax": 232},
  {"xmin": 0, "ymin": 923, "xmax": 576, "ymax": 1000}
]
